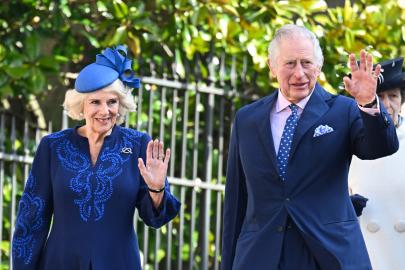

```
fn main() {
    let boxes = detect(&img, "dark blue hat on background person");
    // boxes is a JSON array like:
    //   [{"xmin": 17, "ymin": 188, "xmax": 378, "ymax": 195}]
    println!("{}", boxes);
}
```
[
  {"xmin": 376, "ymin": 57, "xmax": 404, "ymax": 93},
  {"xmin": 75, "ymin": 45, "xmax": 141, "ymax": 93}
]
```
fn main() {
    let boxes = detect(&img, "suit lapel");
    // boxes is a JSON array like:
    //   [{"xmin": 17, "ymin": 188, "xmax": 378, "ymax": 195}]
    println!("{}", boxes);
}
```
[
  {"xmin": 256, "ymin": 92, "xmax": 279, "ymax": 174},
  {"xmin": 289, "ymin": 84, "xmax": 331, "ymax": 158}
]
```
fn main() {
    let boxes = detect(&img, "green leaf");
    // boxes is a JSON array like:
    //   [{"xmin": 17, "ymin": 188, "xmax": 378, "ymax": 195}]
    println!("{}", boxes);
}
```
[
  {"xmin": 222, "ymin": 4, "xmax": 239, "ymax": 17},
  {"xmin": 402, "ymin": 25, "xmax": 405, "ymax": 42},
  {"xmin": 38, "ymin": 56, "xmax": 59, "ymax": 71},
  {"xmin": 0, "ymin": 83, "xmax": 12, "ymax": 96},
  {"xmin": 29, "ymin": 67, "xmax": 46, "ymax": 92},
  {"xmin": 343, "ymin": 0, "xmax": 352, "ymax": 23},
  {"xmin": 128, "ymin": 31, "xmax": 141, "ymax": 56},
  {"xmin": 313, "ymin": 14, "xmax": 330, "ymax": 25},
  {"xmin": 156, "ymin": 249, "xmax": 165, "ymax": 262},
  {"xmin": 301, "ymin": 1, "xmax": 327, "ymax": 12},
  {"xmin": 25, "ymin": 33, "xmax": 41, "ymax": 61},
  {"xmin": 61, "ymin": 2, "xmax": 72, "ymax": 17},
  {"xmin": 80, "ymin": 30, "xmax": 101, "ymax": 48},
  {"xmin": 112, "ymin": 0, "xmax": 129, "ymax": 19},
  {"xmin": 54, "ymin": 55, "xmax": 70, "ymax": 62},
  {"xmin": 175, "ymin": 49, "xmax": 186, "ymax": 79},
  {"xmin": 344, "ymin": 30, "xmax": 354, "ymax": 49},
  {"xmin": 0, "ymin": 44, "xmax": 6, "ymax": 62},
  {"xmin": 108, "ymin": 25, "xmax": 128, "ymax": 46},
  {"xmin": 4, "ymin": 66, "xmax": 30, "ymax": 79},
  {"xmin": 1, "ymin": 241, "xmax": 10, "ymax": 256}
]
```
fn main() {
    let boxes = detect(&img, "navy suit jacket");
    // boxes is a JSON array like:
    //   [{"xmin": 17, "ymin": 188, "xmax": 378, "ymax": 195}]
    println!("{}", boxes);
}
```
[{"xmin": 221, "ymin": 84, "xmax": 399, "ymax": 270}]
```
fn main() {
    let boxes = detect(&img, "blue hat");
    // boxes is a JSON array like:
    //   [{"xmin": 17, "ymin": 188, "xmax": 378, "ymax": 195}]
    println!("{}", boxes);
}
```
[
  {"xmin": 75, "ymin": 45, "xmax": 141, "ymax": 93},
  {"xmin": 376, "ymin": 57, "xmax": 404, "ymax": 92}
]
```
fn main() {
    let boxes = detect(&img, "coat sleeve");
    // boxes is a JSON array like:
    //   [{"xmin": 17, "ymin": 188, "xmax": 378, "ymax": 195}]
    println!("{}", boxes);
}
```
[
  {"xmin": 221, "ymin": 112, "xmax": 248, "ymax": 270},
  {"xmin": 350, "ymin": 98, "xmax": 399, "ymax": 159},
  {"xmin": 12, "ymin": 137, "xmax": 54, "ymax": 270},
  {"xmin": 135, "ymin": 133, "xmax": 180, "ymax": 229}
]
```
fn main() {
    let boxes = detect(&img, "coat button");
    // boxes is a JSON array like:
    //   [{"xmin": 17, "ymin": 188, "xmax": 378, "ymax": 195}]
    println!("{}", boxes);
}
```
[
  {"xmin": 277, "ymin": 226, "xmax": 284, "ymax": 232},
  {"xmin": 367, "ymin": 221, "xmax": 380, "ymax": 233},
  {"xmin": 394, "ymin": 221, "xmax": 405, "ymax": 233},
  {"xmin": 285, "ymin": 198, "xmax": 290, "ymax": 202}
]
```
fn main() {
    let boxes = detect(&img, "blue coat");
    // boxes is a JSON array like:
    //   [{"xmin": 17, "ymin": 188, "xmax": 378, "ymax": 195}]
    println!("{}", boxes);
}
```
[
  {"xmin": 221, "ymin": 84, "xmax": 399, "ymax": 270},
  {"xmin": 12, "ymin": 125, "xmax": 180, "ymax": 270}
]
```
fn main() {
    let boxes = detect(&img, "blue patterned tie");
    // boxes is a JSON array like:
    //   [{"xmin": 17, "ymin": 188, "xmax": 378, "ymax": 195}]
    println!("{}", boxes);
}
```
[{"xmin": 277, "ymin": 104, "xmax": 299, "ymax": 181}]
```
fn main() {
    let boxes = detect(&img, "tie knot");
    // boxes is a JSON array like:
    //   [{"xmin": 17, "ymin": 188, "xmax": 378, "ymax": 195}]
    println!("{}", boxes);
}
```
[{"xmin": 289, "ymin": 104, "xmax": 298, "ymax": 115}]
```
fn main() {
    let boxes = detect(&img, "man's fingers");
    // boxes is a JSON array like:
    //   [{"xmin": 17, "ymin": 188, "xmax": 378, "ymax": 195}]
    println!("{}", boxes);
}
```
[
  {"xmin": 343, "ymin": 76, "xmax": 351, "ymax": 92},
  {"xmin": 349, "ymin": 53, "xmax": 358, "ymax": 72},
  {"xmin": 366, "ymin": 53, "xmax": 373, "ymax": 74},
  {"xmin": 374, "ymin": 64, "xmax": 381, "ymax": 78},
  {"xmin": 359, "ymin": 50, "xmax": 367, "ymax": 71}
]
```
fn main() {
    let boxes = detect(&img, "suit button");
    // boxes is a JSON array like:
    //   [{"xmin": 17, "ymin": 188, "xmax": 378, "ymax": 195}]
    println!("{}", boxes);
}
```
[
  {"xmin": 394, "ymin": 221, "xmax": 405, "ymax": 233},
  {"xmin": 367, "ymin": 221, "xmax": 380, "ymax": 233},
  {"xmin": 285, "ymin": 198, "xmax": 290, "ymax": 202},
  {"xmin": 277, "ymin": 226, "xmax": 284, "ymax": 232}
]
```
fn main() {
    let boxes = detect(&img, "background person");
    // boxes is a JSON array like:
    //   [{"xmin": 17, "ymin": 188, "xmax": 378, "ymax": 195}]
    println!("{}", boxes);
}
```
[
  {"xmin": 12, "ymin": 45, "xmax": 180, "ymax": 270},
  {"xmin": 349, "ymin": 57, "xmax": 405, "ymax": 270}
]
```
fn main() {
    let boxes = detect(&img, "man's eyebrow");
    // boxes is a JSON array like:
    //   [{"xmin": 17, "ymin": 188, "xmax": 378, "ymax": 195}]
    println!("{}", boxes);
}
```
[{"xmin": 282, "ymin": 58, "xmax": 296, "ymax": 62}]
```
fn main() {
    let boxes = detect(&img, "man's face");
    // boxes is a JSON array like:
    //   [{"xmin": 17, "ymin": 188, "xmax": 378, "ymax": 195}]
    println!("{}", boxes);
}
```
[
  {"xmin": 378, "ymin": 88, "xmax": 402, "ymax": 126},
  {"xmin": 269, "ymin": 37, "xmax": 321, "ymax": 103}
]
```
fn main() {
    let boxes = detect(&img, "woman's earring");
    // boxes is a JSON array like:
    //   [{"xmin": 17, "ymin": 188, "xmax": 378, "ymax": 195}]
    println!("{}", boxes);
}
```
[
  {"xmin": 398, "ymin": 115, "xmax": 403, "ymax": 127},
  {"xmin": 117, "ymin": 113, "xmax": 121, "ymax": 117},
  {"xmin": 79, "ymin": 112, "xmax": 83, "ymax": 117}
]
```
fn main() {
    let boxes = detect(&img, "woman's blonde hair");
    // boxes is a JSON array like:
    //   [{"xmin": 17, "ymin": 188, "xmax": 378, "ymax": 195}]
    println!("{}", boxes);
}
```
[{"xmin": 63, "ymin": 79, "xmax": 136, "ymax": 124}]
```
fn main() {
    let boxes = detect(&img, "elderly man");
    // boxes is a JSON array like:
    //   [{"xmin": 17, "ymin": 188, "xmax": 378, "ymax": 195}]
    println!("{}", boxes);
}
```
[
  {"xmin": 221, "ymin": 24, "xmax": 398, "ymax": 270},
  {"xmin": 349, "ymin": 57, "xmax": 405, "ymax": 270}
]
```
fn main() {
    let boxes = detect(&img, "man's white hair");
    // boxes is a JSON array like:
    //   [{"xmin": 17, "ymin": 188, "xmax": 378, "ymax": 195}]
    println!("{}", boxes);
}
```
[{"xmin": 268, "ymin": 24, "xmax": 324, "ymax": 69}]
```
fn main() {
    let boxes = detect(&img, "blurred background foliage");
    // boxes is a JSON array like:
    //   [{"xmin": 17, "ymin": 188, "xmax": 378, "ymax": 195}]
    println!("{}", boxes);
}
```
[
  {"xmin": 0, "ymin": 0, "xmax": 404, "ymax": 269},
  {"xmin": 0, "ymin": 0, "xmax": 404, "ymax": 124}
]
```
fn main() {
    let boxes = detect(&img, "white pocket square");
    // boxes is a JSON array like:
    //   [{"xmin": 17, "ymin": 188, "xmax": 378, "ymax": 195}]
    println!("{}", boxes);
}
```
[{"xmin": 313, "ymin": 125, "xmax": 334, "ymax": 137}]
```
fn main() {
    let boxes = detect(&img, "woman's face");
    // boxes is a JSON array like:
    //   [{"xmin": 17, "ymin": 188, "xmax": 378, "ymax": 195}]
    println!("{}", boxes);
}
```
[
  {"xmin": 378, "ymin": 88, "xmax": 402, "ymax": 127},
  {"xmin": 82, "ymin": 89, "xmax": 120, "ymax": 135}
]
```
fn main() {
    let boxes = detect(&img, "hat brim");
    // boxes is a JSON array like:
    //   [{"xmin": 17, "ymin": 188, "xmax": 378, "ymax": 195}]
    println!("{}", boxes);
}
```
[{"xmin": 377, "ymin": 72, "xmax": 405, "ymax": 92}]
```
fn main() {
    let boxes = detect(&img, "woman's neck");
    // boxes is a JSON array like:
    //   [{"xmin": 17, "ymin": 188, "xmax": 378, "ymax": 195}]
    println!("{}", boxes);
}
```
[{"xmin": 78, "ymin": 125, "xmax": 113, "ymax": 145}]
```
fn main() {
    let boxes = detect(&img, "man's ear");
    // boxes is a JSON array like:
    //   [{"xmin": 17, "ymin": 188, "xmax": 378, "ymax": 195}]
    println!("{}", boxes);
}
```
[
  {"xmin": 315, "ymin": 66, "xmax": 321, "ymax": 78},
  {"xmin": 268, "ymin": 59, "xmax": 277, "ymax": 77}
]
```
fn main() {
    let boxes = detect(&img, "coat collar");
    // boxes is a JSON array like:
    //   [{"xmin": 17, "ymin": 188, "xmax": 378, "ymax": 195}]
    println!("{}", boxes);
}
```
[{"xmin": 256, "ymin": 91, "xmax": 279, "ymax": 174}]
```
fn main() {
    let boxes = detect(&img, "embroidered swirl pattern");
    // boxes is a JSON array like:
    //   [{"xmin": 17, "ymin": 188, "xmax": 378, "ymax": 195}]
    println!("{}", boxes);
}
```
[
  {"xmin": 52, "ymin": 128, "xmax": 141, "ymax": 221},
  {"xmin": 12, "ymin": 173, "xmax": 45, "ymax": 265}
]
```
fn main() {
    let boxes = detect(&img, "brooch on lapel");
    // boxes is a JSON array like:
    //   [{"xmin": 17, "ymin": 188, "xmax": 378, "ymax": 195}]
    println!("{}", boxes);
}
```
[
  {"xmin": 121, "ymin": 147, "xmax": 133, "ymax": 154},
  {"xmin": 313, "ymin": 125, "xmax": 334, "ymax": 137}
]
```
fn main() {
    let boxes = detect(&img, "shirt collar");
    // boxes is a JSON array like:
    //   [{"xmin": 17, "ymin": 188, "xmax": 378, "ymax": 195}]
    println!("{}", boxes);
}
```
[{"xmin": 275, "ymin": 88, "xmax": 314, "ymax": 113}]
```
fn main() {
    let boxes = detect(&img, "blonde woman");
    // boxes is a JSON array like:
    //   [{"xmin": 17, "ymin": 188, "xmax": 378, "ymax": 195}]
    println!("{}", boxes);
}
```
[{"xmin": 12, "ymin": 45, "xmax": 180, "ymax": 270}]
